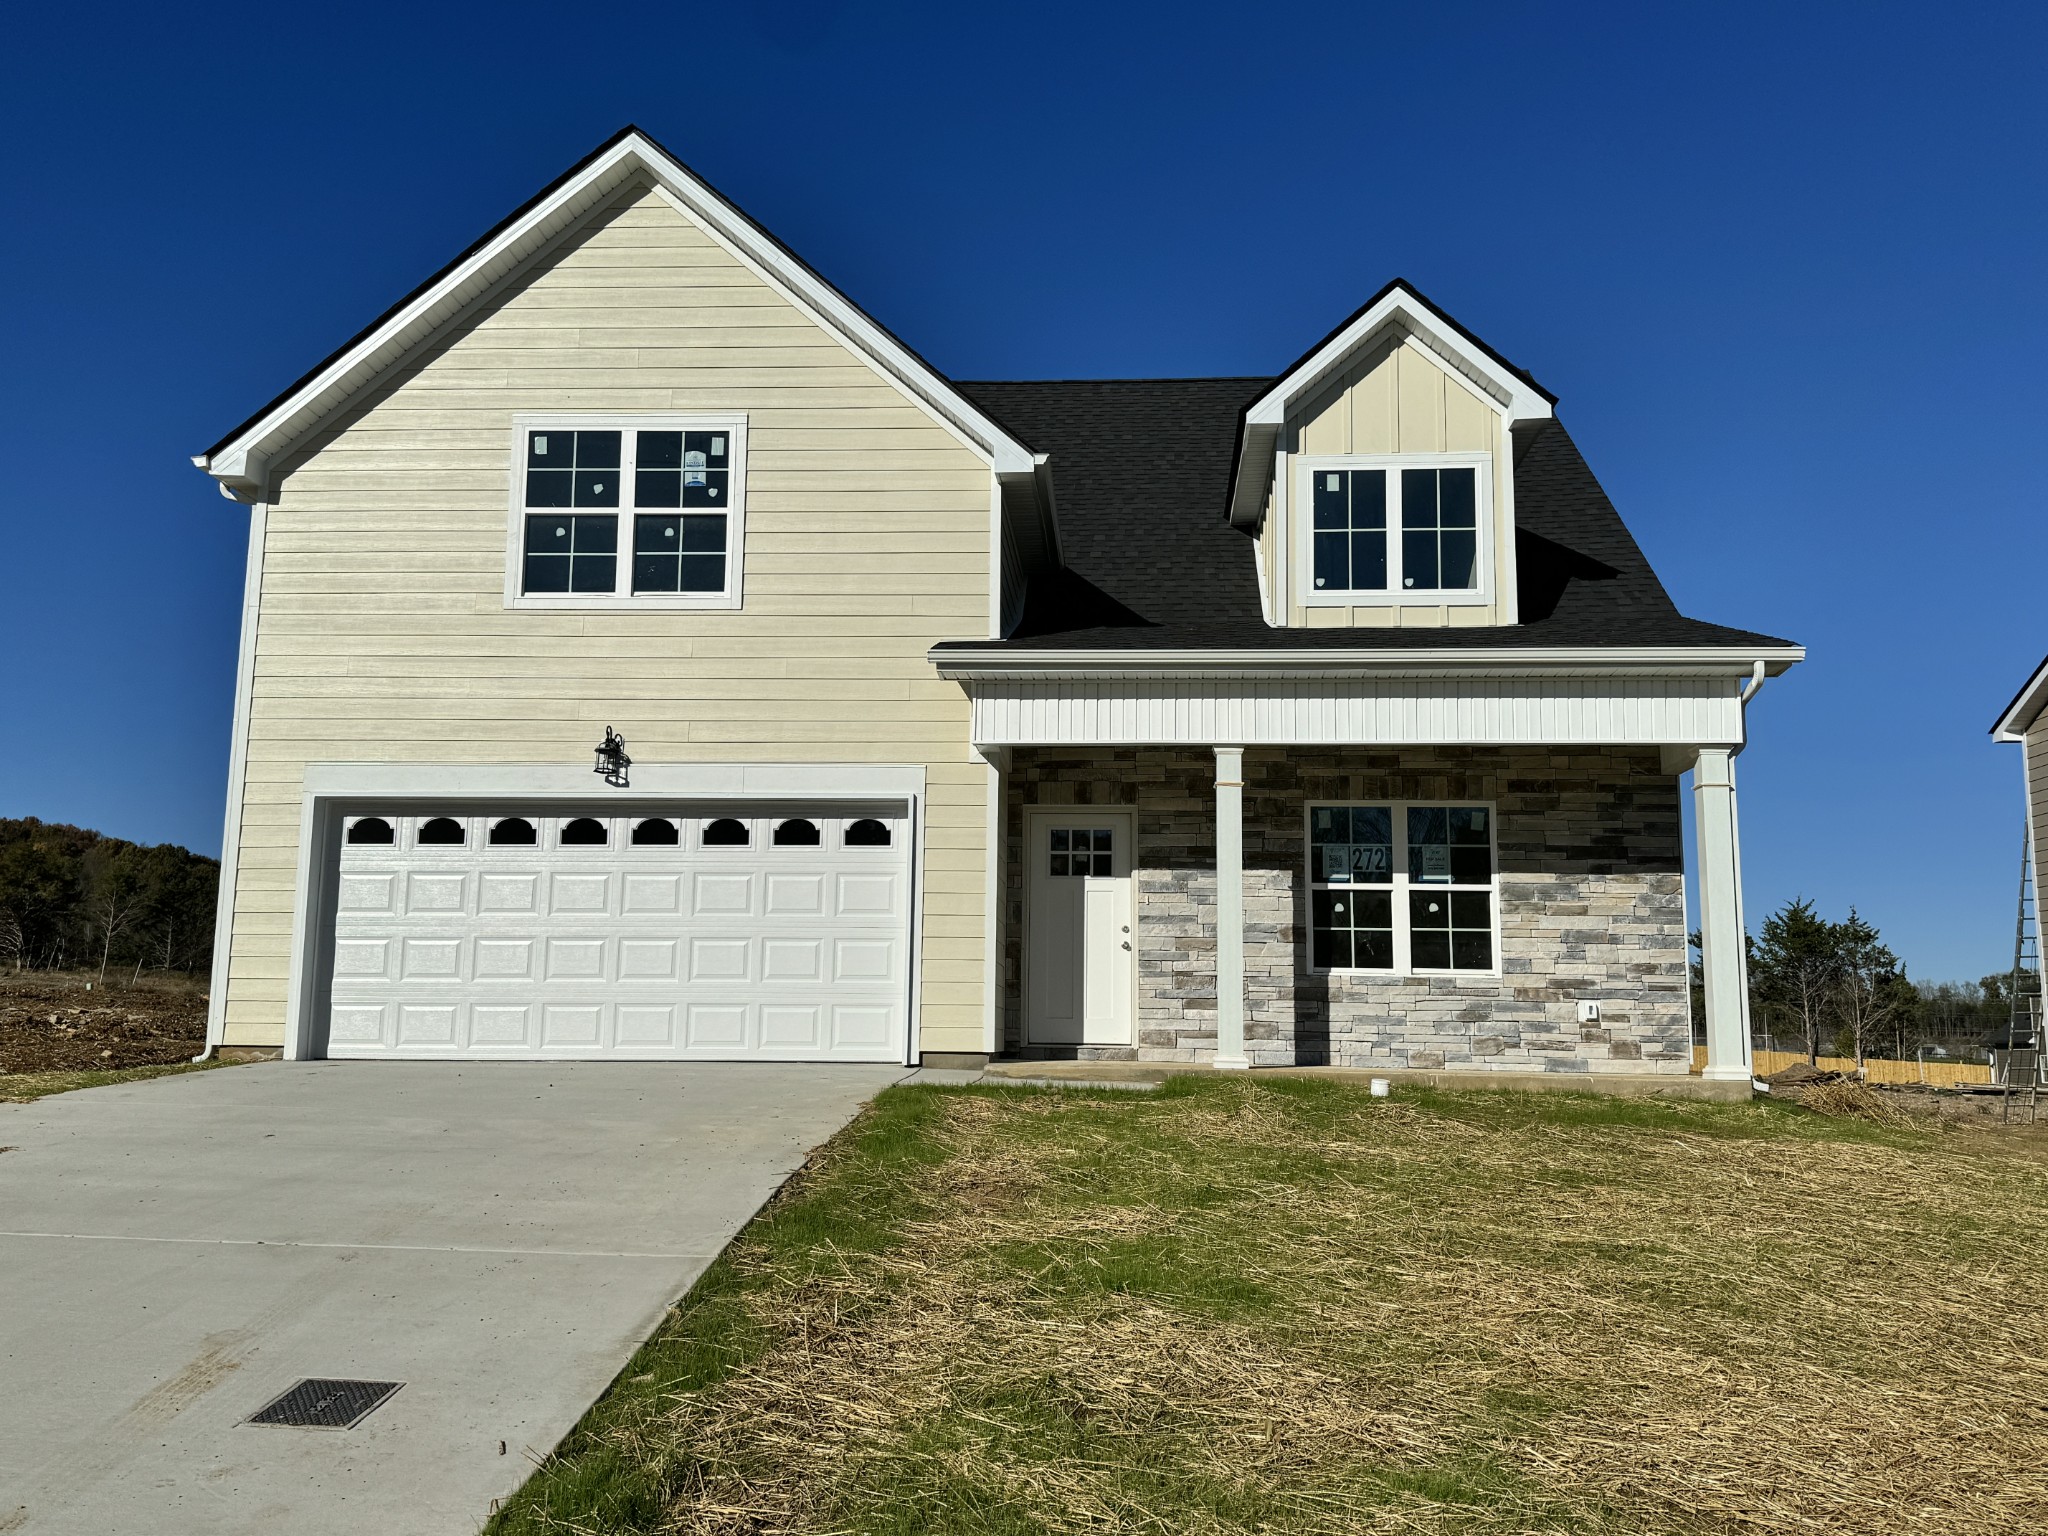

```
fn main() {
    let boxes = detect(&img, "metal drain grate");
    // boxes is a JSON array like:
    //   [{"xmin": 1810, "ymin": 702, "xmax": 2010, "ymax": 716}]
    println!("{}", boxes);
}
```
[{"xmin": 246, "ymin": 1378, "xmax": 402, "ymax": 1429}]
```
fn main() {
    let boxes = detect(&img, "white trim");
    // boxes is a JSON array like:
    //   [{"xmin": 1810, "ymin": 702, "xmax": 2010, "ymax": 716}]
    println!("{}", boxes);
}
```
[
  {"xmin": 1303, "ymin": 799, "xmax": 1503, "ymax": 979},
  {"xmin": 281, "ymin": 761, "xmax": 927, "ymax": 1062},
  {"xmin": 1213, "ymin": 747, "xmax": 1249, "ymax": 1070},
  {"xmin": 1294, "ymin": 453, "xmax": 1495, "ymax": 608},
  {"xmin": 933, "ymin": 645, "xmax": 1805, "ymax": 679},
  {"xmin": 980, "ymin": 750, "xmax": 1005, "ymax": 1055},
  {"xmin": 201, "ymin": 501, "xmax": 268, "ymax": 1056},
  {"xmin": 1245, "ymin": 289, "xmax": 1554, "ymax": 430},
  {"xmin": 962, "ymin": 674, "xmax": 1755, "ymax": 748},
  {"xmin": 1994, "ymin": 653, "xmax": 2048, "ymax": 740},
  {"xmin": 503, "ymin": 413, "xmax": 747, "ymax": 611},
  {"xmin": 198, "ymin": 132, "xmax": 1036, "ymax": 495}
]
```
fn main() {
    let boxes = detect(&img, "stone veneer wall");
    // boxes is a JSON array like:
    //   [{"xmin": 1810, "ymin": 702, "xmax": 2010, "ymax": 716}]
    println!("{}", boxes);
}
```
[{"xmin": 1000, "ymin": 747, "xmax": 1690, "ymax": 1072}]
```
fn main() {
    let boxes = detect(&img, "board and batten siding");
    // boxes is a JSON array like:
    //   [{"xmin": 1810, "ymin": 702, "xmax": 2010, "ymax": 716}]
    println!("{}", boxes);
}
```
[
  {"xmin": 224, "ymin": 178, "xmax": 995, "ymax": 1053},
  {"xmin": 1280, "ymin": 335, "xmax": 1512, "ymax": 630}
]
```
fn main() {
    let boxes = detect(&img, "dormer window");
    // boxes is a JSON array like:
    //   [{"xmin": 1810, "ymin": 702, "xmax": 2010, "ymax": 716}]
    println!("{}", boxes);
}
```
[{"xmin": 1301, "ymin": 455, "xmax": 1489, "ymax": 603}]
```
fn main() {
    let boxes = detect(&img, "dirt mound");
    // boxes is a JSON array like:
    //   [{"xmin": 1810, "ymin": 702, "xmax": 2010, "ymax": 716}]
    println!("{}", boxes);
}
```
[
  {"xmin": 1763, "ymin": 1060, "xmax": 1851, "ymax": 1086},
  {"xmin": 0, "ymin": 972, "xmax": 208, "ymax": 1073}
]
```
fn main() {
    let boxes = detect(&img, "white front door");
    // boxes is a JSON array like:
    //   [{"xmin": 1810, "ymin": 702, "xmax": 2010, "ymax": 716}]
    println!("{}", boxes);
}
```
[{"xmin": 1025, "ymin": 811, "xmax": 1134, "ymax": 1046}]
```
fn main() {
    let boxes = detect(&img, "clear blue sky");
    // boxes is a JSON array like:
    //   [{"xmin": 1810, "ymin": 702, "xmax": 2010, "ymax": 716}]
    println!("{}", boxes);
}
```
[{"xmin": 1, "ymin": 2, "xmax": 2041, "ymax": 983}]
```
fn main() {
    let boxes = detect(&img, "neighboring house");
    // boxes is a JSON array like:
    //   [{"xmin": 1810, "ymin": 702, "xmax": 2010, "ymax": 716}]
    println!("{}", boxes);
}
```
[
  {"xmin": 1991, "ymin": 659, "xmax": 2048, "ymax": 1056},
  {"xmin": 194, "ymin": 127, "xmax": 1800, "ymax": 1081}
]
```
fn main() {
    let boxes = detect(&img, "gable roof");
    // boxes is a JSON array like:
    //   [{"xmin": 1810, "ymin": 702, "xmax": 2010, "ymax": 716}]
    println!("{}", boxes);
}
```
[
  {"xmin": 1992, "ymin": 654, "xmax": 2048, "ymax": 740},
  {"xmin": 195, "ymin": 126, "xmax": 1039, "ymax": 499},
  {"xmin": 942, "ymin": 379, "xmax": 1798, "ymax": 664},
  {"xmin": 1226, "ymin": 279, "xmax": 1555, "ymax": 529}
]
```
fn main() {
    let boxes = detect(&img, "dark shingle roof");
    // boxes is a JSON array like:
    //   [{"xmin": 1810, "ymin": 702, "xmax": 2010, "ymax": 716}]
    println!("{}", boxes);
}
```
[{"xmin": 948, "ymin": 378, "xmax": 1794, "ymax": 653}]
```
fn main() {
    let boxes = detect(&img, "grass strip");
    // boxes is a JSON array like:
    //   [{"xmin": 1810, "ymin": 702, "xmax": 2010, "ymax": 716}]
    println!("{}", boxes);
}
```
[{"xmin": 0, "ymin": 1058, "xmax": 235, "ymax": 1102}]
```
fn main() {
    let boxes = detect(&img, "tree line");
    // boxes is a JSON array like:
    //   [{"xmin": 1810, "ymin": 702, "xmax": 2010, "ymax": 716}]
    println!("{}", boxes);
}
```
[
  {"xmin": 0, "ymin": 818, "xmax": 219, "ymax": 980},
  {"xmin": 1723, "ymin": 896, "xmax": 2033, "ymax": 1067}
]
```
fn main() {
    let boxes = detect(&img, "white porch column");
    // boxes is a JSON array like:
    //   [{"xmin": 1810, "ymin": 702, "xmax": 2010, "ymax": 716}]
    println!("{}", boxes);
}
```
[
  {"xmin": 1693, "ymin": 747, "xmax": 1754, "ymax": 1082},
  {"xmin": 1214, "ymin": 745, "xmax": 1250, "ymax": 1071}
]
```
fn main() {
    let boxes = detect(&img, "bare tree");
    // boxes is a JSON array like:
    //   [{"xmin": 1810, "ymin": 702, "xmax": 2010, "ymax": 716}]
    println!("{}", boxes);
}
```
[
  {"xmin": 0, "ymin": 908, "xmax": 22, "ymax": 972},
  {"xmin": 82, "ymin": 853, "xmax": 144, "ymax": 988},
  {"xmin": 1832, "ymin": 909, "xmax": 1910, "ymax": 1071}
]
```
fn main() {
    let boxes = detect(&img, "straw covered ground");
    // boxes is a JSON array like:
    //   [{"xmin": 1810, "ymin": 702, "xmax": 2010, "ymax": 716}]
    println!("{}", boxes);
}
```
[{"xmin": 490, "ymin": 1078, "xmax": 2048, "ymax": 1535}]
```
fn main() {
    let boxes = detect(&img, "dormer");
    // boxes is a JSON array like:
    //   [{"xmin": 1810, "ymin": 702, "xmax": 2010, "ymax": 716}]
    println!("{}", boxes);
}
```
[{"xmin": 1227, "ymin": 281, "xmax": 1555, "ymax": 630}]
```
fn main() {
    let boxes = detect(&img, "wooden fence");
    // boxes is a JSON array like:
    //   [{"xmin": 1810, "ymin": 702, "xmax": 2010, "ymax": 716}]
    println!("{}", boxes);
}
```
[{"xmin": 1690, "ymin": 1046, "xmax": 1994, "ymax": 1087}]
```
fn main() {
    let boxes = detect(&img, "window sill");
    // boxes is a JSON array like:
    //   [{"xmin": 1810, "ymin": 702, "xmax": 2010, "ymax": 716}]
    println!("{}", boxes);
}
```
[
  {"xmin": 1312, "ymin": 968, "xmax": 1504, "ymax": 980},
  {"xmin": 1300, "ymin": 589, "xmax": 1492, "ymax": 608},
  {"xmin": 505, "ymin": 592, "xmax": 742, "ymax": 613}
]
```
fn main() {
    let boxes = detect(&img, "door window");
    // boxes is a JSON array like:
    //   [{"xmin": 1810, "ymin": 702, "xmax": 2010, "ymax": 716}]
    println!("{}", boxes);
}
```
[{"xmin": 1049, "ymin": 827, "xmax": 1114, "ymax": 877}]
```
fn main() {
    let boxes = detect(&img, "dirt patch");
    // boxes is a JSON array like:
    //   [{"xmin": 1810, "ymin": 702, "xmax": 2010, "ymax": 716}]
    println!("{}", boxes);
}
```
[{"xmin": 0, "ymin": 971, "xmax": 207, "ymax": 1073}]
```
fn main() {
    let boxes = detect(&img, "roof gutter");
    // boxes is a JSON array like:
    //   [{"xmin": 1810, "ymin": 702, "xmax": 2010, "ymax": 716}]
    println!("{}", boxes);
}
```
[{"xmin": 930, "ymin": 644, "xmax": 1806, "ymax": 682}]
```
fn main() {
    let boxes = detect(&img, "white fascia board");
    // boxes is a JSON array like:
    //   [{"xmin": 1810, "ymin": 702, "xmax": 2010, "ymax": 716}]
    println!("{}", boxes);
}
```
[
  {"xmin": 930, "ymin": 644, "xmax": 1806, "ymax": 681},
  {"xmin": 300, "ymin": 761, "xmax": 927, "ymax": 800},
  {"xmin": 198, "ymin": 133, "xmax": 1035, "ymax": 493},
  {"xmin": 1992, "ymin": 653, "xmax": 2048, "ymax": 741},
  {"xmin": 1244, "ymin": 289, "xmax": 1555, "ymax": 430}
]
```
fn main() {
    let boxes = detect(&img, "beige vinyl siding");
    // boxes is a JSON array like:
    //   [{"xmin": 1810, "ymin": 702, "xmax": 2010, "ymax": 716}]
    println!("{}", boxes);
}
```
[
  {"xmin": 224, "ymin": 178, "xmax": 994, "ymax": 1053},
  {"xmin": 1280, "ymin": 336, "xmax": 1510, "ymax": 627}
]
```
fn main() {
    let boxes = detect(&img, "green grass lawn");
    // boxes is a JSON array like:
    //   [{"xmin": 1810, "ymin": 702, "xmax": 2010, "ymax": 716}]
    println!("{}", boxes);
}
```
[
  {"xmin": 0, "ymin": 1058, "xmax": 234, "ymax": 1102},
  {"xmin": 488, "ymin": 1078, "xmax": 2048, "ymax": 1535}
]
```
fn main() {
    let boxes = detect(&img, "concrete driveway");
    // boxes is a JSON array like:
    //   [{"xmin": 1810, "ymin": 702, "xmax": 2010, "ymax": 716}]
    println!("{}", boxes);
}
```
[{"xmin": 0, "ymin": 1059, "xmax": 916, "ymax": 1534}]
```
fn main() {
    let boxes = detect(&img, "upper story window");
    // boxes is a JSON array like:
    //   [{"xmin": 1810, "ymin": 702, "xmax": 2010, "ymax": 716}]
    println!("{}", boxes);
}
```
[
  {"xmin": 1300, "ymin": 454, "xmax": 1489, "ymax": 605},
  {"xmin": 508, "ymin": 415, "xmax": 746, "ymax": 610}
]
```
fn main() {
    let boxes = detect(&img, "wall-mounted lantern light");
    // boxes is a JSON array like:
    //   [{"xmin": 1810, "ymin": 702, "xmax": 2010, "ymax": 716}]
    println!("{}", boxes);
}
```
[{"xmin": 593, "ymin": 726, "xmax": 632, "ymax": 788}]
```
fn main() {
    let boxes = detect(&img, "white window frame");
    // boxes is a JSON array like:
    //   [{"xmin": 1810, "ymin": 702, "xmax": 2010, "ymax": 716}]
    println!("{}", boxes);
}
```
[
  {"xmin": 1303, "ymin": 800, "xmax": 1502, "ymax": 977},
  {"xmin": 1294, "ymin": 452, "xmax": 1492, "ymax": 608},
  {"xmin": 503, "ymin": 412, "xmax": 748, "ymax": 611}
]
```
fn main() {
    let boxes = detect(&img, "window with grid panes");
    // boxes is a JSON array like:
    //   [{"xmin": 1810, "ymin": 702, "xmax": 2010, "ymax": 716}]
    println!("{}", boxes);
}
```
[
  {"xmin": 1307, "ymin": 802, "xmax": 1496, "ymax": 973},
  {"xmin": 516, "ymin": 419, "xmax": 742, "ymax": 602},
  {"xmin": 1303, "ymin": 458, "xmax": 1484, "ymax": 598}
]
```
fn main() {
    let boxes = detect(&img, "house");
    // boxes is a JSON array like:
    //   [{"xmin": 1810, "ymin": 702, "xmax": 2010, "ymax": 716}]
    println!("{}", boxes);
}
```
[
  {"xmin": 193, "ymin": 126, "xmax": 1800, "ymax": 1083},
  {"xmin": 1991, "ymin": 659, "xmax": 2048, "ymax": 1065}
]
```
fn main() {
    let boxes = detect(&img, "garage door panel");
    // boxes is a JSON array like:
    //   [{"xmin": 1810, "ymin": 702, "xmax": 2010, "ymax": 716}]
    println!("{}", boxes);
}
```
[
  {"xmin": 479, "ymin": 873, "xmax": 541, "ymax": 914},
  {"xmin": 541, "ymin": 1005, "xmax": 604, "ymax": 1049},
  {"xmin": 339, "ymin": 874, "xmax": 399, "ymax": 915},
  {"xmin": 547, "ymin": 873, "xmax": 612, "ymax": 916},
  {"xmin": 765, "ymin": 874, "xmax": 825, "ymax": 915},
  {"xmin": 834, "ymin": 938, "xmax": 895, "ymax": 984},
  {"xmin": 615, "ymin": 1005, "xmax": 678, "ymax": 1048},
  {"xmin": 399, "ymin": 937, "xmax": 463, "ymax": 981},
  {"xmin": 333, "ymin": 938, "xmax": 391, "ymax": 980},
  {"xmin": 833, "ymin": 1005, "xmax": 894, "ymax": 1050},
  {"xmin": 618, "ymin": 938, "xmax": 680, "ymax": 980},
  {"xmin": 692, "ymin": 872, "xmax": 753, "ymax": 916},
  {"xmin": 836, "ymin": 873, "xmax": 898, "ymax": 918},
  {"xmin": 760, "ymin": 1005, "xmax": 823, "ymax": 1050},
  {"xmin": 684, "ymin": 1004, "xmax": 749, "ymax": 1050},
  {"xmin": 397, "ymin": 1005, "xmax": 459, "ymax": 1048},
  {"xmin": 761, "ymin": 938, "xmax": 823, "ymax": 982},
  {"xmin": 327, "ymin": 806, "xmax": 908, "ymax": 1061},
  {"xmin": 330, "ymin": 1004, "xmax": 388, "ymax": 1046},
  {"xmin": 471, "ymin": 1005, "xmax": 535, "ymax": 1047},
  {"xmin": 405, "ymin": 873, "xmax": 467, "ymax": 916},
  {"xmin": 543, "ymin": 937, "xmax": 607, "ymax": 981},
  {"xmin": 622, "ymin": 874, "xmax": 682, "ymax": 914},
  {"xmin": 688, "ymin": 938, "xmax": 750, "ymax": 982},
  {"xmin": 475, "ymin": 937, "xmax": 535, "ymax": 980}
]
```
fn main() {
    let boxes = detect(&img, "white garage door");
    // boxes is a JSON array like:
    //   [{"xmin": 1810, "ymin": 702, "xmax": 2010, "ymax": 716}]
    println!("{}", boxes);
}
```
[{"xmin": 324, "ymin": 808, "xmax": 910, "ymax": 1060}]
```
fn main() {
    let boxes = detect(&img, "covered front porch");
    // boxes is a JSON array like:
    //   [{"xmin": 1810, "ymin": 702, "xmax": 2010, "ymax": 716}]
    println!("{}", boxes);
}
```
[{"xmin": 947, "ymin": 659, "xmax": 1767, "ymax": 1087}]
